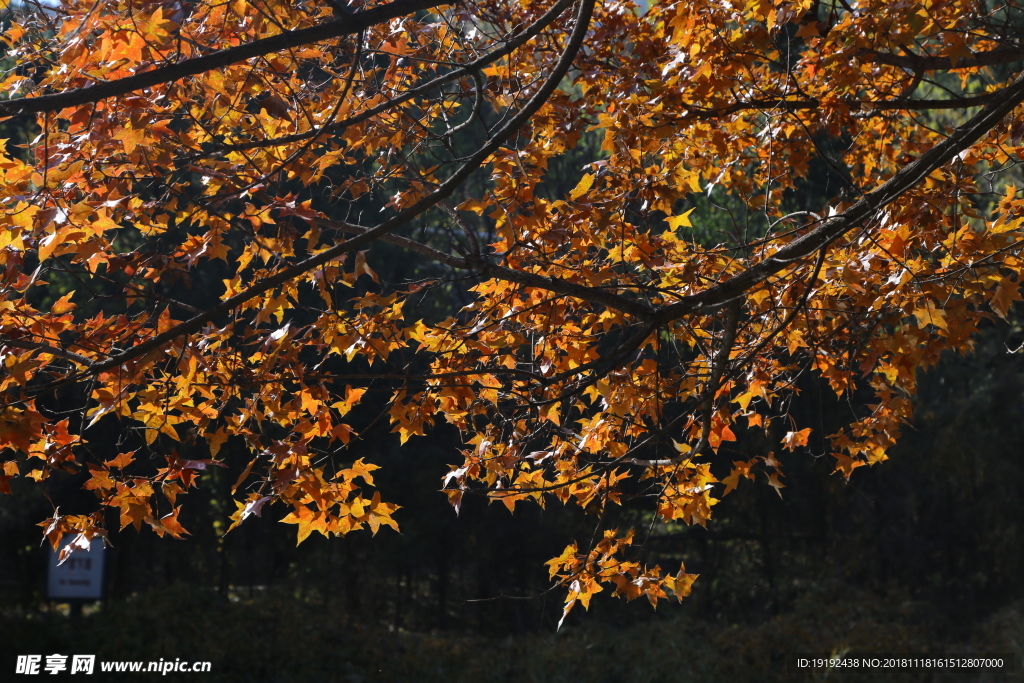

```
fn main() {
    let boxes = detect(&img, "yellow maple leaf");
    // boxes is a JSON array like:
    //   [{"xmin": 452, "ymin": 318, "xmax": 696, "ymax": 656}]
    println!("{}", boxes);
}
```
[
  {"xmin": 782, "ymin": 428, "xmax": 811, "ymax": 451},
  {"xmin": 568, "ymin": 173, "xmax": 594, "ymax": 201},
  {"xmin": 666, "ymin": 208, "xmax": 695, "ymax": 230},
  {"xmin": 913, "ymin": 301, "xmax": 948, "ymax": 330}
]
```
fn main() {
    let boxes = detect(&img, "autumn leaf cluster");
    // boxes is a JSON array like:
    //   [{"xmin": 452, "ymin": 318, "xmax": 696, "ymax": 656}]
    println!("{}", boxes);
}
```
[{"xmin": 1, "ymin": 0, "xmax": 1024, "ymax": 618}]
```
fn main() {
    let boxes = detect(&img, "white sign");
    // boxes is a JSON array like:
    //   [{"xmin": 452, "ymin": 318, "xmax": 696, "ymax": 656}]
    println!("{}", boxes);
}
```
[{"xmin": 47, "ymin": 538, "xmax": 105, "ymax": 600}]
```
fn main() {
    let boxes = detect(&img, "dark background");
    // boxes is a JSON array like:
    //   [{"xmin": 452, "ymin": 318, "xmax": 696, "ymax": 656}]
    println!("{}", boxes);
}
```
[{"xmin": 3, "ymin": 321, "xmax": 1024, "ymax": 682}]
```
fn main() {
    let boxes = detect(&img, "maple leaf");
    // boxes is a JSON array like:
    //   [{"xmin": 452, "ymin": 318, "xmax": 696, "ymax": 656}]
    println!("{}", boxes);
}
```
[
  {"xmin": 162, "ymin": 481, "xmax": 185, "ymax": 505},
  {"xmin": 56, "ymin": 533, "xmax": 93, "ymax": 566},
  {"xmin": 365, "ymin": 491, "xmax": 400, "ymax": 535},
  {"xmin": 833, "ymin": 453, "xmax": 865, "ymax": 480},
  {"xmin": 353, "ymin": 250, "xmax": 379, "ymax": 283},
  {"xmin": 39, "ymin": 510, "xmax": 66, "ymax": 552},
  {"xmin": 782, "ymin": 428, "xmax": 812, "ymax": 451},
  {"xmin": 568, "ymin": 173, "xmax": 594, "ymax": 201},
  {"xmin": 281, "ymin": 504, "xmax": 330, "ymax": 544},
  {"xmin": 331, "ymin": 386, "xmax": 366, "ymax": 416},
  {"xmin": 340, "ymin": 458, "xmax": 379, "ymax": 486},
  {"xmin": 795, "ymin": 21, "xmax": 820, "ymax": 39},
  {"xmin": 116, "ymin": 498, "xmax": 152, "ymax": 532},
  {"xmin": 114, "ymin": 128, "xmax": 146, "ymax": 154},
  {"xmin": 709, "ymin": 421, "xmax": 737, "ymax": 449},
  {"xmin": 148, "ymin": 507, "xmax": 190, "ymax": 539},
  {"xmin": 445, "ymin": 488, "xmax": 464, "ymax": 516},
  {"xmin": 0, "ymin": 406, "xmax": 44, "ymax": 454},
  {"xmin": 666, "ymin": 208, "xmax": 695, "ymax": 230},
  {"xmin": 913, "ymin": 302, "xmax": 949, "ymax": 331},
  {"xmin": 767, "ymin": 473, "xmax": 786, "ymax": 498},
  {"xmin": 0, "ymin": 462, "xmax": 17, "ymax": 495},
  {"xmin": 665, "ymin": 564, "xmax": 699, "ymax": 601},
  {"xmin": 50, "ymin": 292, "xmax": 76, "ymax": 315},
  {"xmin": 84, "ymin": 467, "xmax": 116, "ymax": 491},
  {"xmin": 990, "ymin": 275, "xmax": 1021, "ymax": 319},
  {"xmin": 104, "ymin": 451, "xmax": 136, "ymax": 470},
  {"xmin": 257, "ymin": 94, "xmax": 292, "ymax": 120},
  {"xmin": 721, "ymin": 460, "xmax": 755, "ymax": 496}
]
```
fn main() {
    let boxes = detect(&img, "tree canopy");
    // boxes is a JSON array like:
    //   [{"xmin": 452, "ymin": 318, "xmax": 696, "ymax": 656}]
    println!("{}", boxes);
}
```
[{"xmin": 1, "ymin": 0, "xmax": 1024, "ymax": 624}]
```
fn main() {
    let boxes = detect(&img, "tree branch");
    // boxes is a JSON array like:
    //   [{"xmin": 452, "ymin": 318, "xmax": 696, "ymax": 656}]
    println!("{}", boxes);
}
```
[
  {"xmin": 0, "ymin": 0, "xmax": 446, "ymax": 118},
  {"xmin": 1, "ymin": 338, "xmax": 97, "ymax": 367},
  {"xmin": 323, "ymin": 218, "xmax": 649, "ymax": 316},
  {"xmin": 653, "ymin": 72, "xmax": 1024, "ymax": 325},
  {"xmin": 475, "ymin": 261, "xmax": 654, "ymax": 318},
  {"xmin": 319, "ymin": 217, "xmax": 470, "ymax": 267},
  {"xmin": 862, "ymin": 46, "xmax": 1024, "ymax": 71},
  {"xmin": 666, "ymin": 92, "xmax": 1001, "ymax": 126}
]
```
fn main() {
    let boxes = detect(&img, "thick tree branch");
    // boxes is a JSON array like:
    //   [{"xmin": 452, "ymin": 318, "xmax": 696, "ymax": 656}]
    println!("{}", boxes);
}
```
[
  {"xmin": 323, "ymin": 217, "xmax": 653, "ymax": 316},
  {"xmin": 475, "ymin": 262, "xmax": 654, "ymax": 318},
  {"xmin": 666, "ymin": 92, "xmax": 1001, "ymax": 126},
  {"xmin": 653, "ymin": 72, "xmax": 1024, "ymax": 325},
  {"xmin": 863, "ymin": 46, "xmax": 1024, "ymax": 71},
  {"xmin": 0, "ymin": 0, "xmax": 446, "ymax": 118},
  {"xmin": 1, "ymin": 338, "xmax": 96, "ymax": 367}
]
